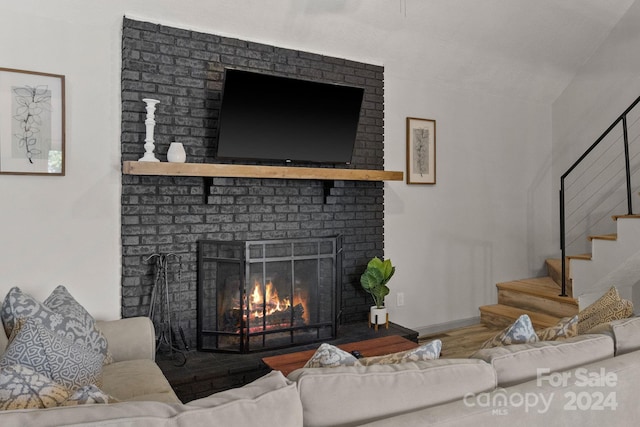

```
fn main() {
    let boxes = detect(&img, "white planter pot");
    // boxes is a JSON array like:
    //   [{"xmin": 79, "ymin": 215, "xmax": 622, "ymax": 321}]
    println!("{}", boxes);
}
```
[
  {"xmin": 167, "ymin": 142, "xmax": 186, "ymax": 163},
  {"xmin": 370, "ymin": 306, "xmax": 388, "ymax": 325}
]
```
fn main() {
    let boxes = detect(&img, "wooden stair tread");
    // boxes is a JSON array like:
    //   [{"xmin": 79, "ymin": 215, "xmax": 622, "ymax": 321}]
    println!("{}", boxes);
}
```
[
  {"xmin": 497, "ymin": 277, "xmax": 578, "ymax": 305},
  {"xmin": 546, "ymin": 258, "xmax": 562, "ymax": 272},
  {"xmin": 480, "ymin": 304, "xmax": 560, "ymax": 328},
  {"xmin": 479, "ymin": 213, "xmax": 640, "ymax": 333},
  {"xmin": 612, "ymin": 214, "xmax": 640, "ymax": 221},
  {"xmin": 588, "ymin": 233, "xmax": 617, "ymax": 241},
  {"xmin": 546, "ymin": 257, "xmax": 570, "ymax": 279},
  {"xmin": 567, "ymin": 253, "xmax": 592, "ymax": 261}
]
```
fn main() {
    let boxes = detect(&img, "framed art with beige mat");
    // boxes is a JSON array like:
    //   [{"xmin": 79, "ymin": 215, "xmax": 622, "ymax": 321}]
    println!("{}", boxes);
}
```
[{"xmin": 406, "ymin": 117, "xmax": 436, "ymax": 184}]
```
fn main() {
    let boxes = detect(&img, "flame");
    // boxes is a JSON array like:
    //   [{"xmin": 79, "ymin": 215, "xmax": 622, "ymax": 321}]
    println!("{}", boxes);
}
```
[
  {"xmin": 293, "ymin": 287, "xmax": 309, "ymax": 324},
  {"xmin": 249, "ymin": 279, "xmax": 289, "ymax": 317},
  {"xmin": 247, "ymin": 279, "xmax": 309, "ymax": 323}
]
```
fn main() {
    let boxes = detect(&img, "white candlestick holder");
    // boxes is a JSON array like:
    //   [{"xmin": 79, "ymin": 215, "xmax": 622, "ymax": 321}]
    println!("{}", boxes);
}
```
[{"xmin": 139, "ymin": 98, "xmax": 161, "ymax": 162}]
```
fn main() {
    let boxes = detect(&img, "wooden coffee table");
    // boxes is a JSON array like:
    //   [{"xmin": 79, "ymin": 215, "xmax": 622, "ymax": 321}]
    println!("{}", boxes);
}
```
[{"xmin": 262, "ymin": 335, "xmax": 418, "ymax": 376}]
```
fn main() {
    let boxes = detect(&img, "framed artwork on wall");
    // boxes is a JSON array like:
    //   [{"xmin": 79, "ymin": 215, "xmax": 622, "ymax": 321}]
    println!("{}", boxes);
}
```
[
  {"xmin": 406, "ymin": 117, "xmax": 436, "ymax": 184},
  {"xmin": 0, "ymin": 67, "xmax": 65, "ymax": 175}
]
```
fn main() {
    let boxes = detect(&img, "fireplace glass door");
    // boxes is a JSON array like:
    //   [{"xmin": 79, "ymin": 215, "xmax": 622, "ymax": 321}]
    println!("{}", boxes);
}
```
[{"xmin": 198, "ymin": 237, "xmax": 340, "ymax": 352}]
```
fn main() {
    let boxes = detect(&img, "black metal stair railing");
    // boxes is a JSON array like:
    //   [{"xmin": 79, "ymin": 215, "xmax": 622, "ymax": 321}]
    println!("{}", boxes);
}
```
[{"xmin": 559, "ymin": 95, "xmax": 640, "ymax": 297}]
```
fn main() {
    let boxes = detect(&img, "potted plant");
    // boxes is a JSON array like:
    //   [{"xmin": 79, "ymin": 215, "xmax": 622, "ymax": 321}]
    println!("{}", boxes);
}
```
[{"xmin": 360, "ymin": 257, "xmax": 395, "ymax": 326}]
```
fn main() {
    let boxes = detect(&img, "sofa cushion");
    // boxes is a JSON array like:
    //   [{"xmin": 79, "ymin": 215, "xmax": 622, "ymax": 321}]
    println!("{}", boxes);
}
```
[
  {"xmin": 481, "ymin": 314, "xmax": 538, "ymax": 349},
  {"xmin": 357, "ymin": 350, "xmax": 640, "ymax": 427},
  {"xmin": 288, "ymin": 359, "xmax": 496, "ymax": 427},
  {"xmin": 359, "ymin": 339, "xmax": 441, "ymax": 365},
  {"xmin": 186, "ymin": 370, "xmax": 303, "ymax": 427},
  {"xmin": 536, "ymin": 315, "xmax": 578, "ymax": 341},
  {"xmin": 0, "ymin": 318, "xmax": 103, "ymax": 390},
  {"xmin": 96, "ymin": 317, "xmax": 156, "ymax": 362},
  {"xmin": 101, "ymin": 359, "xmax": 180, "ymax": 403},
  {"xmin": 303, "ymin": 343, "xmax": 362, "ymax": 368},
  {"xmin": 0, "ymin": 371, "xmax": 303, "ymax": 427},
  {"xmin": 470, "ymin": 334, "xmax": 614, "ymax": 387},
  {"xmin": 577, "ymin": 286, "xmax": 634, "ymax": 333},
  {"xmin": 588, "ymin": 316, "xmax": 640, "ymax": 355},
  {"xmin": 0, "ymin": 364, "xmax": 69, "ymax": 410},
  {"xmin": 1, "ymin": 286, "xmax": 109, "ymax": 362}
]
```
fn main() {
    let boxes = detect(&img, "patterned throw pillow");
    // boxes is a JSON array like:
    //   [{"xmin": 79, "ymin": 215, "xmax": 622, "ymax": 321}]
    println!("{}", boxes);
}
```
[
  {"xmin": 577, "ymin": 287, "xmax": 634, "ymax": 334},
  {"xmin": 537, "ymin": 315, "xmax": 578, "ymax": 341},
  {"xmin": 0, "ymin": 318, "xmax": 103, "ymax": 391},
  {"xmin": 359, "ymin": 339, "xmax": 442, "ymax": 365},
  {"xmin": 62, "ymin": 384, "xmax": 119, "ymax": 406},
  {"xmin": 0, "ymin": 364, "xmax": 69, "ymax": 410},
  {"xmin": 303, "ymin": 343, "xmax": 362, "ymax": 368},
  {"xmin": 481, "ymin": 314, "xmax": 539, "ymax": 349},
  {"xmin": 1, "ymin": 286, "xmax": 109, "ymax": 362}
]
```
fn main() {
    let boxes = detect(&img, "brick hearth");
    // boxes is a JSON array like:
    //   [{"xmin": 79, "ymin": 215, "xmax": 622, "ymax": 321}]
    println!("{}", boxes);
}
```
[{"xmin": 157, "ymin": 321, "xmax": 418, "ymax": 402}]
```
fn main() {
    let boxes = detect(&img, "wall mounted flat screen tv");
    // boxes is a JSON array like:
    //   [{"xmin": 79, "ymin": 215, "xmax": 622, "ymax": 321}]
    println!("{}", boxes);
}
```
[{"xmin": 216, "ymin": 69, "xmax": 364, "ymax": 164}]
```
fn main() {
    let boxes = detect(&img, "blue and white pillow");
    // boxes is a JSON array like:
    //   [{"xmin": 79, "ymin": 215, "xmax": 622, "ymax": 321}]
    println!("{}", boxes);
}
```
[
  {"xmin": 0, "ymin": 317, "xmax": 103, "ymax": 391},
  {"xmin": 1, "ymin": 286, "xmax": 109, "ymax": 363},
  {"xmin": 481, "ymin": 314, "xmax": 539, "ymax": 349},
  {"xmin": 359, "ymin": 339, "xmax": 442, "ymax": 365},
  {"xmin": 63, "ymin": 384, "xmax": 118, "ymax": 406},
  {"xmin": 303, "ymin": 343, "xmax": 362, "ymax": 368}
]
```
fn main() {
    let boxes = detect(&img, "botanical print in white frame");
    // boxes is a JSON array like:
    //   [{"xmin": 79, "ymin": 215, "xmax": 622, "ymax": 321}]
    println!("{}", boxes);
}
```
[
  {"xmin": 406, "ymin": 117, "xmax": 436, "ymax": 184},
  {"xmin": 0, "ymin": 67, "xmax": 65, "ymax": 175}
]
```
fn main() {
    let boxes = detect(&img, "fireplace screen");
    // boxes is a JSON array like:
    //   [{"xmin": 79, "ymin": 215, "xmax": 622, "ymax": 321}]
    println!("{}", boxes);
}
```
[{"xmin": 197, "ymin": 237, "xmax": 340, "ymax": 352}]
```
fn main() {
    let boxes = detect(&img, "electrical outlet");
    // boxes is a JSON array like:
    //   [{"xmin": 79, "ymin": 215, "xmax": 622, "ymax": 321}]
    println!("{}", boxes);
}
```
[{"xmin": 397, "ymin": 292, "xmax": 405, "ymax": 307}]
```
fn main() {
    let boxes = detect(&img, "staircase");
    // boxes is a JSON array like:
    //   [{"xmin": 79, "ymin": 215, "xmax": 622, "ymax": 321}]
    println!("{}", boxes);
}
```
[
  {"xmin": 480, "ymin": 214, "xmax": 640, "ymax": 330},
  {"xmin": 479, "ymin": 262, "xmax": 578, "ymax": 330},
  {"xmin": 480, "ymin": 94, "xmax": 640, "ymax": 330}
]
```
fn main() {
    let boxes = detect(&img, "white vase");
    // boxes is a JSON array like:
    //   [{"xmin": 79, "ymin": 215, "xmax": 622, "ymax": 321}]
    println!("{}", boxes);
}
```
[
  {"xmin": 370, "ymin": 306, "xmax": 388, "ymax": 326},
  {"xmin": 167, "ymin": 142, "xmax": 186, "ymax": 163}
]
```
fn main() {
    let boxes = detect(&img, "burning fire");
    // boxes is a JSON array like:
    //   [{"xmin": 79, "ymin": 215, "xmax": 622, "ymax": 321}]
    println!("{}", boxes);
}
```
[{"xmin": 248, "ymin": 279, "xmax": 309, "ymax": 324}]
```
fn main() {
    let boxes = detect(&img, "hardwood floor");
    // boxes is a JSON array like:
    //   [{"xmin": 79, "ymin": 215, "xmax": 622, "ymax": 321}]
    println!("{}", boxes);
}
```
[{"xmin": 419, "ymin": 323, "xmax": 502, "ymax": 359}]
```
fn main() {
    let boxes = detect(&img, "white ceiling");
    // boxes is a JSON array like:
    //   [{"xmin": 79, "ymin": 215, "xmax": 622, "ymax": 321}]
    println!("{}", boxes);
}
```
[{"xmin": 276, "ymin": 0, "xmax": 637, "ymax": 104}]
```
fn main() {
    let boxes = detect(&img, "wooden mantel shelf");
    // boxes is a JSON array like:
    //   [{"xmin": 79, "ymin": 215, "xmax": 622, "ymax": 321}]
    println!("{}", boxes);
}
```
[{"xmin": 122, "ymin": 161, "xmax": 403, "ymax": 181}]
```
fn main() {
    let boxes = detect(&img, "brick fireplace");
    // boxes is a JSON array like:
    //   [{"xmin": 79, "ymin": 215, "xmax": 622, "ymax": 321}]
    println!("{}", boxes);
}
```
[{"xmin": 120, "ymin": 18, "xmax": 386, "ymax": 350}]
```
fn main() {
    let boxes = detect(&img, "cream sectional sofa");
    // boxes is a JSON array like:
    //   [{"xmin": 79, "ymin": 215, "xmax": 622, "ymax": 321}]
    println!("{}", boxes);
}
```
[
  {"xmin": 0, "ymin": 315, "xmax": 304, "ymax": 426},
  {"xmin": 3, "ymin": 316, "xmax": 640, "ymax": 426},
  {"xmin": 0, "ymin": 316, "xmax": 180, "ymax": 404},
  {"xmin": 360, "ymin": 319, "xmax": 640, "ymax": 426}
]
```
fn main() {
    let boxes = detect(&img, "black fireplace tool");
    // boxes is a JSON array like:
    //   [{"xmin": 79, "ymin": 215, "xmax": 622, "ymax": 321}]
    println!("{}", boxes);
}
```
[{"xmin": 147, "ymin": 252, "xmax": 188, "ymax": 366}]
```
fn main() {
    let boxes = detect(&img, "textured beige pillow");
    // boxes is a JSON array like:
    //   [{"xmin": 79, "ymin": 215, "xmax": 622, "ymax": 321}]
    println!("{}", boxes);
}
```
[
  {"xmin": 0, "ymin": 364, "xmax": 69, "ymax": 410},
  {"xmin": 578, "ymin": 287, "xmax": 634, "ymax": 334},
  {"xmin": 537, "ymin": 315, "xmax": 578, "ymax": 341}
]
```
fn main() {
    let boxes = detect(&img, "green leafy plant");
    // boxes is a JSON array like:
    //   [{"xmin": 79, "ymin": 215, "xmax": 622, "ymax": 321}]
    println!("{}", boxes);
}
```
[{"xmin": 360, "ymin": 257, "xmax": 395, "ymax": 308}]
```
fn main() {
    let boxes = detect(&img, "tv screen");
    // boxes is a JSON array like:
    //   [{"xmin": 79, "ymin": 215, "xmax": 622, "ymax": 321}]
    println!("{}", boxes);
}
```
[{"xmin": 216, "ymin": 69, "xmax": 364, "ymax": 164}]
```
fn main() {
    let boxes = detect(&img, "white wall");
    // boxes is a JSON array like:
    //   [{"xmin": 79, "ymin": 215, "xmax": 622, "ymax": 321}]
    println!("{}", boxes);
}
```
[
  {"xmin": 0, "ymin": 3, "xmax": 124, "ymax": 319},
  {"xmin": 0, "ymin": 0, "xmax": 555, "ymax": 330},
  {"xmin": 552, "ymin": 0, "xmax": 640, "ymax": 310},
  {"xmin": 553, "ymin": 0, "xmax": 640, "ymax": 206},
  {"xmin": 385, "ymin": 78, "xmax": 554, "ymax": 330}
]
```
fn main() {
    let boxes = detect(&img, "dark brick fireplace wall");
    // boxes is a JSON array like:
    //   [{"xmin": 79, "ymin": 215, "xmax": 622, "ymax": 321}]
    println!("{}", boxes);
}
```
[{"xmin": 121, "ymin": 18, "xmax": 385, "ymax": 349}]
